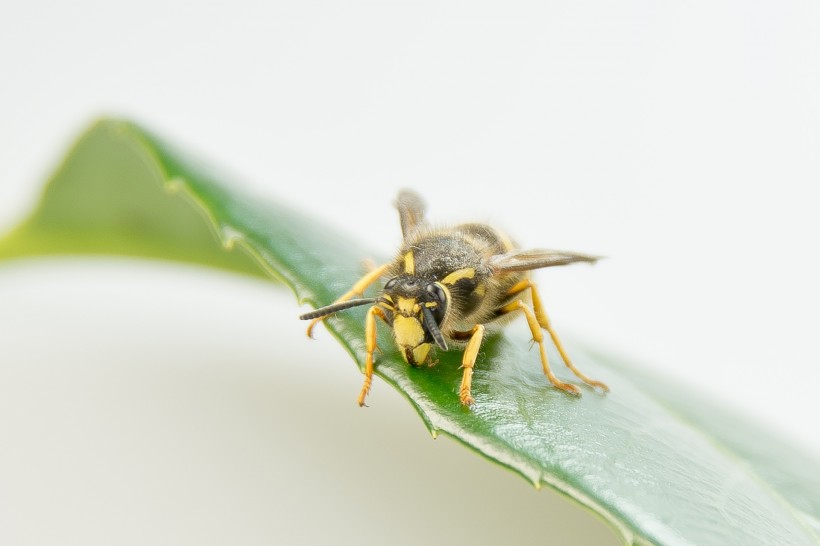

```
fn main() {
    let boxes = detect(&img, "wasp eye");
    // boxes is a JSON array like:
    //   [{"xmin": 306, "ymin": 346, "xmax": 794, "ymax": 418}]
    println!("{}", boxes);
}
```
[
  {"xmin": 426, "ymin": 283, "xmax": 447, "ymax": 304},
  {"xmin": 384, "ymin": 277, "xmax": 398, "ymax": 290}
]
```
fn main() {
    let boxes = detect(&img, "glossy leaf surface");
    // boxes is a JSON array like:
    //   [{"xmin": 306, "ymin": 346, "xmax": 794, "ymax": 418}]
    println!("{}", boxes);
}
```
[{"xmin": 1, "ymin": 119, "xmax": 818, "ymax": 546}]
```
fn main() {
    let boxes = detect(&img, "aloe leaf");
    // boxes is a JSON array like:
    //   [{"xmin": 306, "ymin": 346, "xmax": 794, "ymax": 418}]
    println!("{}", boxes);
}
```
[{"xmin": 1, "ymin": 118, "xmax": 818, "ymax": 546}]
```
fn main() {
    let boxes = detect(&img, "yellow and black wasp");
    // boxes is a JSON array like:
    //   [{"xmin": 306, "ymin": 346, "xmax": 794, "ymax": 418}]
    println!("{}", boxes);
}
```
[{"xmin": 300, "ymin": 190, "xmax": 609, "ymax": 407}]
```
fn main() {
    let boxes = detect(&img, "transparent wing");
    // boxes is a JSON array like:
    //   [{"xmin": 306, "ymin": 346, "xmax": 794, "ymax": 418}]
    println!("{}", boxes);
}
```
[
  {"xmin": 395, "ymin": 190, "xmax": 427, "ymax": 239},
  {"xmin": 489, "ymin": 248, "xmax": 600, "ymax": 273}
]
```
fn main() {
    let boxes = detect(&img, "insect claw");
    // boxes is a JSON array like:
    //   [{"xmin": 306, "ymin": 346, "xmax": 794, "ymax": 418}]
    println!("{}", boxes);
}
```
[
  {"xmin": 358, "ymin": 377, "xmax": 373, "ymax": 407},
  {"xmin": 305, "ymin": 322, "xmax": 318, "ymax": 339},
  {"xmin": 460, "ymin": 392, "xmax": 475, "ymax": 406},
  {"xmin": 361, "ymin": 257, "xmax": 378, "ymax": 273},
  {"xmin": 555, "ymin": 382, "xmax": 582, "ymax": 396},
  {"xmin": 587, "ymin": 380, "xmax": 610, "ymax": 393}
]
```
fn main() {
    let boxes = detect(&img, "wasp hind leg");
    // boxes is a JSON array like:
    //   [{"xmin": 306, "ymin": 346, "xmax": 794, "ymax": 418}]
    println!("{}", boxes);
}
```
[
  {"xmin": 305, "ymin": 262, "xmax": 391, "ymax": 338},
  {"xmin": 504, "ymin": 279, "xmax": 610, "ymax": 394},
  {"xmin": 498, "ymin": 300, "xmax": 581, "ymax": 396}
]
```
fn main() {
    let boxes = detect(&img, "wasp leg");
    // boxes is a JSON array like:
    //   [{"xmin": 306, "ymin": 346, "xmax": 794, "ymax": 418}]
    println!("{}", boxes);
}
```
[
  {"xmin": 498, "ymin": 299, "xmax": 582, "ymax": 396},
  {"xmin": 451, "ymin": 325, "xmax": 486, "ymax": 406},
  {"xmin": 361, "ymin": 258, "xmax": 378, "ymax": 273},
  {"xmin": 358, "ymin": 306, "xmax": 388, "ymax": 407},
  {"xmin": 306, "ymin": 262, "xmax": 391, "ymax": 338},
  {"xmin": 507, "ymin": 280, "xmax": 609, "ymax": 392}
]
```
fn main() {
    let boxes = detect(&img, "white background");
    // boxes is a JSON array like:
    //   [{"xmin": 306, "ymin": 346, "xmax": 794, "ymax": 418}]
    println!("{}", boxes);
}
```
[{"xmin": 1, "ymin": 1, "xmax": 818, "ymax": 544}]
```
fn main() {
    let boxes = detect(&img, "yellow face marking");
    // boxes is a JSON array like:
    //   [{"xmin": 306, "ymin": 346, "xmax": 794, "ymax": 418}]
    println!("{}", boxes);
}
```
[
  {"xmin": 474, "ymin": 283, "xmax": 486, "ymax": 297},
  {"xmin": 396, "ymin": 296, "xmax": 420, "ymax": 315},
  {"xmin": 441, "ymin": 267, "xmax": 475, "ymax": 286},
  {"xmin": 393, "ymin": 315, "xmax": 425, "ymax": 348},
  {"xmin": 412, "ymin": 343, "xmax": 431, "ymax": 364},
  {"xmin": 403, "ymin": 252, "xmax": 415, "ymax": 274}
]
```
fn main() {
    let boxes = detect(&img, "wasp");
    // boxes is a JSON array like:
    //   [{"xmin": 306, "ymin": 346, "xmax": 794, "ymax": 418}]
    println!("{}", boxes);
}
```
[{"xmin": 299, "ymin": 190, "xmax": 609, "ymax": 407}]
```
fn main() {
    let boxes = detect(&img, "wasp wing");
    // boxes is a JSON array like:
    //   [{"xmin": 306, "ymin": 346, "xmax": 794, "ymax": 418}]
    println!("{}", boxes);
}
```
[
  {"xmin": 489, "ymin": 248, "xmax": 600, "ymax": 273},
  {"xmin": 395, "ymin": 190, "xmax": 427, "ymax": 239}
]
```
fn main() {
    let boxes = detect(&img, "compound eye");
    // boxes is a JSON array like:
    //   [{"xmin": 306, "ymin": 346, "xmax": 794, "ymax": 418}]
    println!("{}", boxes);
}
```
[
  {"xmin": 426, "ymin": 283, "xmax": 447, "ymax": 304},
  {"xmin": 384, "ymin": 277, "xmax": 398, "ymax": 290}
]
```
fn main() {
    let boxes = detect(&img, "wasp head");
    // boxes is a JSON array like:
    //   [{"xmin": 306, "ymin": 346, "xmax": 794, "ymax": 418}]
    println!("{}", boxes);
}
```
[{"xmin": 382, "ymin": 275, "xmax": 449, "ymax": 366}]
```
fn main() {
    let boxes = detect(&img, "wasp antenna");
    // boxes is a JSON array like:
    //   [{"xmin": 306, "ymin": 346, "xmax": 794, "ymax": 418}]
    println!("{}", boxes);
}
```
[
  {"xmin": 299, "ymin": 298, "xmax": 377, "ymax": 320},
  {"xmin": 422, "ymin": 306, "xmax": 448, "ymax": 350}
]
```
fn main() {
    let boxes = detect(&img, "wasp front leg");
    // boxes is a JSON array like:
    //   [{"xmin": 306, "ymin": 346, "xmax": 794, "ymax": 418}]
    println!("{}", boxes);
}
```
[
  {"xmin": 305, "ymin": 262, "xmax": 391, "ymax": 338},
  {"xmin": 450, "ymin": 325, "xmax": 486, "ymax": 406},
  {"xmin": 507, "ymin": 279, "xmax": 609, "ymax": 393},
  {"xmin": 358, "ymin": 305, "xmax": 388, "ymax": 407}
]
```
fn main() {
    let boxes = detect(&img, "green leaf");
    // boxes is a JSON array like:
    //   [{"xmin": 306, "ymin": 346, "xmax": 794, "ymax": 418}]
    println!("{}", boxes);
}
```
[{"xmin": 2, "ymin": 118, "xmax": 819, "ymax": 546}]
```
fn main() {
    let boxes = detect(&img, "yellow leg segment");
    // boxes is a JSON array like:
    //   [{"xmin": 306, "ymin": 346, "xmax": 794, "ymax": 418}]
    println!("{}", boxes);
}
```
[
  {"xmin": 361, "ymin": 258, "xmax": 378, "ymax": 273},
  {"xmin": 456, "ymin": 324, "xmax": 485, "ymax": 406},
  {"xmin": 500, "ymin": 299, "xmax": 581, "ymax": 396},
  {"xmin": 358, "ymin": 306, "xmax": 387, "ymax": 407},
  {"xmin": 306, "ymin": 262, "xmax": 391, "ymax": 338},
  {"xmin": 506, "ymin": 279, "xmax": 609, "ymax": 392}
]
